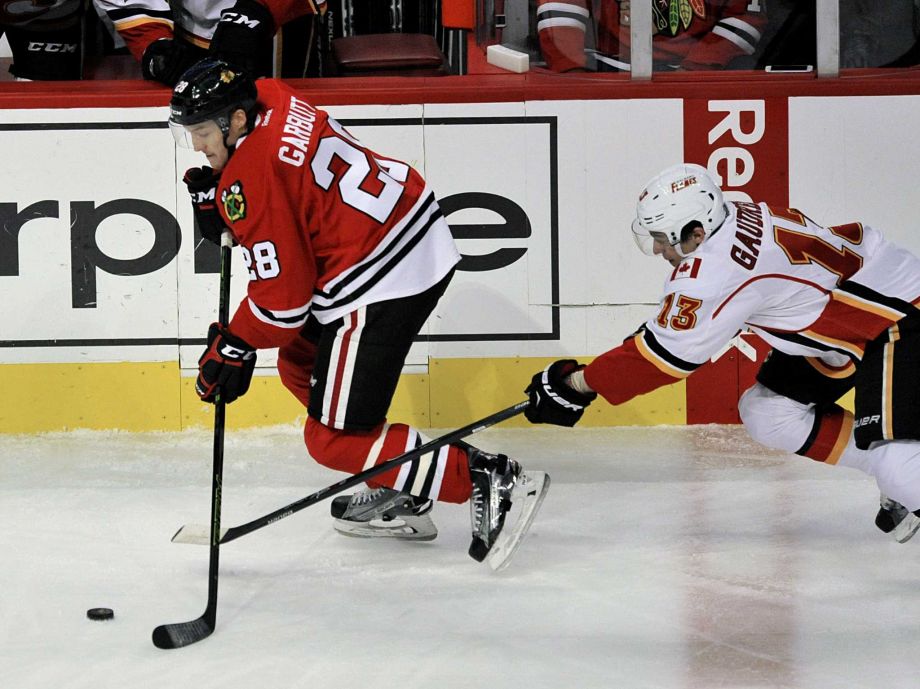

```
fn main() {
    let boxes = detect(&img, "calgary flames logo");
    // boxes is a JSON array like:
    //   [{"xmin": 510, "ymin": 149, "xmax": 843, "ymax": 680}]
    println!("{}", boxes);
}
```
[{"xmin": 670, "ymin": 175, "xmax": 697, "ymax": 193}]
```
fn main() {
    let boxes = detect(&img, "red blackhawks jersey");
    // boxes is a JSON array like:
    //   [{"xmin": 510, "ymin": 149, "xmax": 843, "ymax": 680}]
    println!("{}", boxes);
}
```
[
  {"xmin": 95, "ymin": 0, "xmax": 324, "ymax": 60},
  {"xmin": 216, "ymin": 79, "xmax": 460, "ymax": 350},
  {"xmin": 537, "ymin": 0, "xmax": 767, "ymax": 72},
  {"xmin": 584, "ymin": 202, "xmax": 920, "ymax": 406}
]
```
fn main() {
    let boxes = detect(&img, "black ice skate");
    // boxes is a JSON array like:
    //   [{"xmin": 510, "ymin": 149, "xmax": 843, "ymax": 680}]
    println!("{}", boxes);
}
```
[
  {"xmin": 331, "ymin": 486, "xmax": 437, "ymax": 541},
  {"xmin": 467, "ymin": 449, "xmax": 550, "ymax": 571},
  {"xmin": 876, "ymin": 493, "xmax": 920, "ymax": 543}
]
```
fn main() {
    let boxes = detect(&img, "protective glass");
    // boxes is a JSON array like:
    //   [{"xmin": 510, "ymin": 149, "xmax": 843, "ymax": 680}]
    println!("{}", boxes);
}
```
[{"xmin": 169, "ymin": 119, "xmax": 222, "ymax": 150}]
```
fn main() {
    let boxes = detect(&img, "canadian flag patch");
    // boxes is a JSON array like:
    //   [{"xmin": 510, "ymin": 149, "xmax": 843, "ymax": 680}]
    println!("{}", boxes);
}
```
[{"xmin": 671, "ymin": 257, "xmax": 701, "ymax": 281}]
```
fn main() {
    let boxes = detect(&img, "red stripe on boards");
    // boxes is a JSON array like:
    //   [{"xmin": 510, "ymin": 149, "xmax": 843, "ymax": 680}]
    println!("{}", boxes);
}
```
[{"xmin": 681, "ymin": 96, "xmax": 789, "ymax": 424}]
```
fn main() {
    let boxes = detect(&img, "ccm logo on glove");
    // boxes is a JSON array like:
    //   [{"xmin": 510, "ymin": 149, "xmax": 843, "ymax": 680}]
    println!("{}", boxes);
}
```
[
  {"xmin": 196, "ymin": 323, "xmax": 257, "ymax": 404},
  {"xmin": 184, "ymin": 167, "xmax": 229, "ymax": 246}
]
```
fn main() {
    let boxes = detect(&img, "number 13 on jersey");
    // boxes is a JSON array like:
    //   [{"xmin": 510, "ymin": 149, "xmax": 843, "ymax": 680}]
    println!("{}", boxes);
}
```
[{"xmin": 656, "ymin": 293, "xmax": 703, "ymax": 331}]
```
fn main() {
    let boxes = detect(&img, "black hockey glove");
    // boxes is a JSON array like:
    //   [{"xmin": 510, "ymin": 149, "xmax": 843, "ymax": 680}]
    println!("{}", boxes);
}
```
[
  {"xmin": 524, "ymin": 359, "xmax": 597, "ymax": 427},
  {"xmin": 141, "ymin": 38, "xmax": 196, "ymax": 86},
  {"xmin": 184, "ymin": 167, "xmax": 228, "ymax": 246},
  {"xmin": 209, "ymin": 0, "xmax": 274, "ymax": 75},
  {"xmin": 196, "ymin": 323, "xmax": 257, "ymax": 404}
]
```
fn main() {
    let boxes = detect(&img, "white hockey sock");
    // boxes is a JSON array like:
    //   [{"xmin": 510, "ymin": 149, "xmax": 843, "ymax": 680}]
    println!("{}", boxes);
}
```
[{"xmin": 839, "ymin": 438, "xmax": 920, "ymax": 511}]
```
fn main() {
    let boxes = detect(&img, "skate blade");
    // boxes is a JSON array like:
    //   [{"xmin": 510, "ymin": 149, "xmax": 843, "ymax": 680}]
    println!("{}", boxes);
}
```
[
  {"xmin": 893, "ymin": 513, "xmax": 920, "ymax": 543},
  {"xmin": 333, "ymin": 513, "xmax": 438, "ymax": 541},
  {"xmin": 486, "ymin": 471, "xmax": 550, "ymax": 572}
]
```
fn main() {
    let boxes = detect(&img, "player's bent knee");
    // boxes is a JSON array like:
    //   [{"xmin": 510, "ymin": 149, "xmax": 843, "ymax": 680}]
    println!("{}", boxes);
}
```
[
  {"xmin": 304, "ymin": 417, "xmax": 347, "ymax": 470},
  {"xmin": 739, "ymin": 383, "xmax": 813, "ymax": 452},
  {"xmin": 304, "ymin": 416, "xmax": 389, "ymax": 477},
  {"xmin": 277, "ymin": 339, "xmax": 318, "ymax": 408}
]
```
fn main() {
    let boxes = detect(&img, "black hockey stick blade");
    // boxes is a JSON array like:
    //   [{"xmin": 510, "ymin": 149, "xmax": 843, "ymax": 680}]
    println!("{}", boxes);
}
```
[
  {"xmin": 152, "ymin": 613, "xmax": 214, "ymax": 649},
  {"xmin": 170, "ymin": 400, "xmax": 530, "ymax": 546}
]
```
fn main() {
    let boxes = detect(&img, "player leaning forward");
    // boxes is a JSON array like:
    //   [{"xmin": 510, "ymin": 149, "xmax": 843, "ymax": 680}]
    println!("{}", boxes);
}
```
[
  {"xmin": 168, "ymin": 59, "xmax": 549, "ymax": 568},
  {"xmin": 526, "ymin": 163, "xmax": 920, "ymax": 541}
]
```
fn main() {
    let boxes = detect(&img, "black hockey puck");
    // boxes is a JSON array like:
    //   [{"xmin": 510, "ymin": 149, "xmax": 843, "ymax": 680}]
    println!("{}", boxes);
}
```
[{"xmin": 86, "ymin": 607, "xmax": 114, "ymax": 621}]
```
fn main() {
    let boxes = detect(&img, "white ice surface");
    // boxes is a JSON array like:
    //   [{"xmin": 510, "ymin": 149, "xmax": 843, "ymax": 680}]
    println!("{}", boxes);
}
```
[{"xmin": 3, "ymin": 424, "xmax": 918, "ymax": 689}]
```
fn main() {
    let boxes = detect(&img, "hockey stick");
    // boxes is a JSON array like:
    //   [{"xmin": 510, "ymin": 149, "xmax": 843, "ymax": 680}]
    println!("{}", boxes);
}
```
[
  {"xmin": 152, "ymin": 231, "xmax": 234, "ymax": 650},
  {"xmin": 171, "ymin": 399, "xmax": 530, "ymax": 546}
]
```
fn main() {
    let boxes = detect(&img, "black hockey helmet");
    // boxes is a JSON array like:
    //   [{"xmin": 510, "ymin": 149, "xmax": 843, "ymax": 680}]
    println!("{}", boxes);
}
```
[{"xmin": 169, "ymin": 58, "xmax": 258, "ymax": 136}]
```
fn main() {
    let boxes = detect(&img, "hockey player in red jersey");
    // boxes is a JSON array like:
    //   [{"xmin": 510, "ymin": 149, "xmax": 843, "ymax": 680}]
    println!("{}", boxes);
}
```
[
  {"xmin": 537, "ymin": 0, "xmax": 767, "ymax": 72},
  {"xmin": 168, "ymin": 59, "xmax": 549, "ymax": 569},
  {"xmin": 96, "ymin": 0, "xmax": 324, "ymax": 85},
  {"xmin": 525, "ymin": 162, "xmax": 920, "ymax": 542}
]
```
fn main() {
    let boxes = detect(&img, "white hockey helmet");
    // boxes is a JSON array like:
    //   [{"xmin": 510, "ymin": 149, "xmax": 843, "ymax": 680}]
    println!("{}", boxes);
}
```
[{"xmin": 631, "ymin": 163, "xmax": 727, "ymax": 256}]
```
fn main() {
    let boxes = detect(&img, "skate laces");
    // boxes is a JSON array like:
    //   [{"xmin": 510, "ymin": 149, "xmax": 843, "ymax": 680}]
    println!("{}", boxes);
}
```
[
  {"xmin": 350, "ymin": 486, "xmax": 394, "ymax": 508},
  {"xmin": 470, "ymin": 485, "xmax": 485, "ymax": 526}
]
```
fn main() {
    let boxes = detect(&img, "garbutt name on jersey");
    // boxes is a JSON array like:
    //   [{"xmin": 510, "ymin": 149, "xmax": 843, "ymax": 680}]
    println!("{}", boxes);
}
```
[
  {"xmin": 278, "ymin": 95, "xmax": 317, "ymax": 167},
  {"xmin": 219, "ymin": 79, "xmax": 460, "ymax": 350}
]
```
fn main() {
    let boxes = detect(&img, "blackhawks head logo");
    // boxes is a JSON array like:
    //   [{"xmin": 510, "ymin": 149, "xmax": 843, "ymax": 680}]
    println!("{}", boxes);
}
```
[
  {"xmin": 651, "ymin": 0, "xmax": 706, "ymax": 36},
  {"xmin": 221, "ymin": 181, "xmax": 247, "ymax": 223}
]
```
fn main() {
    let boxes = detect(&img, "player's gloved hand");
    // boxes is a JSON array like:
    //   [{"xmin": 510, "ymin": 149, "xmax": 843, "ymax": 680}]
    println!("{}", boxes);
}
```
[
  {"xmin": 196, "ymin": 323, "xmax": 257, "ymax": 404},
  {"xmin": 184, "ymin": 167, "xmax": 228, "ymax": 246},
  {"xmin": 209, "ymin": 0, "xmax": 274, "ymax": 75},
  {"xmin": 524, "ymin": 359, "xmax": 597, "ymax": 427},
  {"xmin": 141, "ymin": 38, "xmax": 193, "ymax": 86}
]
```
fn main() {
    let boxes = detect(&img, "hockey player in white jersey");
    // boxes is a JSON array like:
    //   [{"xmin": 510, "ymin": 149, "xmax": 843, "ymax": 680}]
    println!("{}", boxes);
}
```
[
  {"xmin": 524, "ymin": 162, "xmax": 920, "ymax": 540},
  {"xmin": 96, "ymin": 0, "xmax": 324, "ymax": 85}
]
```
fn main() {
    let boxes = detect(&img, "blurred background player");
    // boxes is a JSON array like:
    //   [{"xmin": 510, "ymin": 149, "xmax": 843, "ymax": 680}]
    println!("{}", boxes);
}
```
[
  {"xmin": 168, "ymin": 59, "xmax": 549, "ymax": 568},
  {"xmin": 524, "ymin": 162, "xmax": 920, "ymax": 542},
  {"xmin": 0, "ymin": 0, "xmax": 89, "ymax": 79},
  {"xmin": 537, "ymin": 0, "xmax": 767, "ymax": 72},
  {"xmin": 95, "ymin": 0, "xmax": 324, "ymax": 85}
]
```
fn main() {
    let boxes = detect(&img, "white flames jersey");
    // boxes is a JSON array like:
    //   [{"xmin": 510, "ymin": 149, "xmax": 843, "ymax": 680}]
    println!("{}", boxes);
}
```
[
  {"xmin": 96, "ymin": 0, "xmax": 324, "ymax": 59},
  {"xmin": 583, "ymin": 201, "xmax": 920, "ymax": 405}
]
